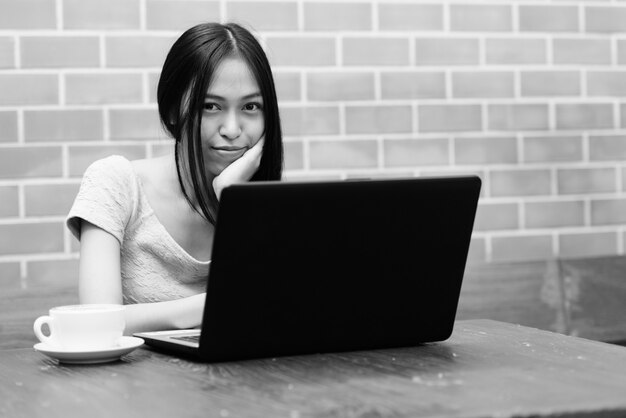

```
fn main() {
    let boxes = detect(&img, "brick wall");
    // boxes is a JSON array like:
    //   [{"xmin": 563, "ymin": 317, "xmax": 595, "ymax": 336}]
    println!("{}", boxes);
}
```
[{"xmin": 2, "ymin": 0, "xmax": 626, "ymax": 290}]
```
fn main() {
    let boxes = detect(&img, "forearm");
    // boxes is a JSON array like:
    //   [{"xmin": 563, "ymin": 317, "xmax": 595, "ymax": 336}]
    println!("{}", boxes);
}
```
[{"xmin": 122, "ymin": 293, "xmax": 205, "ymax": 335}]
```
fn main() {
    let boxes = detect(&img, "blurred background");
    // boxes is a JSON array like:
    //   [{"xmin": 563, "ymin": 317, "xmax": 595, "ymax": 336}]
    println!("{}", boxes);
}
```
[{"xmin": 1, "ymin": 0, "xmax": 626, "ymax": 343}]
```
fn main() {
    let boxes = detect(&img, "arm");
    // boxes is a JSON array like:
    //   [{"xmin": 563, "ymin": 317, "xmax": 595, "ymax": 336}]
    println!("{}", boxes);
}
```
[{"xmin": 79, "ymin": 221, "xmax": 205, "ymax": 335}]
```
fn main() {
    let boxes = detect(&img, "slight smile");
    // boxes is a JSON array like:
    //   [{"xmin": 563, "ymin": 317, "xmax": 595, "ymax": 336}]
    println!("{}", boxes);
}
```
[
  {"xmin": 213, "ymin": 146, "xmax": 246, "ymax": 152},
  {"xmin": 212, "ymin": 146, "xmax": 247, "ymax": 157}
]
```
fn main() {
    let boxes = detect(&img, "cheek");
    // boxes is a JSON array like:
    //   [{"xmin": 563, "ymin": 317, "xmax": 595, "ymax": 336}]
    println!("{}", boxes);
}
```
[
  {"xmin": 200, "ymin": 117, "xmax": 217, "ymax": 139},
  {"xmin": 248, "ymin": 119, "xmax": 265, "ymax": 143}
]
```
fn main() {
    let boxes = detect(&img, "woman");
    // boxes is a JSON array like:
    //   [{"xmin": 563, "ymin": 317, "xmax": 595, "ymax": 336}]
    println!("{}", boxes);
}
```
[{"xmin": 66, "ymin": 22, "xmax": 283, "ymax": 335}]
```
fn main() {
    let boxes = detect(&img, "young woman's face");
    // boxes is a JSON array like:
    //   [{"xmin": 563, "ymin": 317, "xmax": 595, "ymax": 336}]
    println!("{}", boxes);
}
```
[{"xmin": 200, "ymin": 56, "xmax": 265, "ymax": 178}]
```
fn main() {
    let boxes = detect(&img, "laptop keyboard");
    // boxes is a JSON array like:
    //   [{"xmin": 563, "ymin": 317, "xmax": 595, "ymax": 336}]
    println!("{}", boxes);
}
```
[{"xmin": 172, "ymin": 335, "xmax": 200, "ymax": 343}]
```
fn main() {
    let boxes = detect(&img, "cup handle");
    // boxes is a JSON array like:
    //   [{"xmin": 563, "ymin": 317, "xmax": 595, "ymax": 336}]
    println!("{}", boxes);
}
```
[{"xmin": 33, "ymin": 315, "xmax": 54, "ymax": 344}]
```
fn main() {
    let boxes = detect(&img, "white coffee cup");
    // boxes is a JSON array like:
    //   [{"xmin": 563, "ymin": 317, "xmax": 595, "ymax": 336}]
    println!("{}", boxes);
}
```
[{"xmin": 33, "ymin": 304, "xmax": 126, "ymax": 351}]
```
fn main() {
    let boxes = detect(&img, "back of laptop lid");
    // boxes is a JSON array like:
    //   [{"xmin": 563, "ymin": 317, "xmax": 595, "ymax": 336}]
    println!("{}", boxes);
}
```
[{"xmin": 199, "ymin": 176, "xmax": 481, "ymax": 362}]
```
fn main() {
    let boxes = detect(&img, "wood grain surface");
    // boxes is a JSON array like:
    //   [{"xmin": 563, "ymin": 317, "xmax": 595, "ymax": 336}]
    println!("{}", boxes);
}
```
[{"xmin": 2, "ymin": 320, "xmax": 626, "ymax": 418}]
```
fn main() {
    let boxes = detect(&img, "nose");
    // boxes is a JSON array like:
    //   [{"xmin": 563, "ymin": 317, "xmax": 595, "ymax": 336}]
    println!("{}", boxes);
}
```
[{"xmin": 219, "ymin": 110, "xmax": 242, "ymax": 140}]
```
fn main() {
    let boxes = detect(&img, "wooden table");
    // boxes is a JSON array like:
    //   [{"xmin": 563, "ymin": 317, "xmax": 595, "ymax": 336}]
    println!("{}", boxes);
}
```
[{"xmin": 2, "ymin": 319, "xmax": 626, "ymax": 418}]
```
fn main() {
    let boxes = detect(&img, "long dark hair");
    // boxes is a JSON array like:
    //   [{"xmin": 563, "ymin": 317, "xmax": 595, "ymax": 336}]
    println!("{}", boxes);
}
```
[{"xmin": 157, "ymin": 22, "xmax": 283, "ymax": 225}]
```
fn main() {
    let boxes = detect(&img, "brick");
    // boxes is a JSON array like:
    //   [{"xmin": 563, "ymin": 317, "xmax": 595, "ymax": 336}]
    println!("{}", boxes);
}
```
[
  {"xmin": 466, "ymin": 236, "xmax": 486, "ymax": 264},
  {"xmin": 0, "ymin": 37, "xmax": 15, "ymax": 68},
  {"xmin": 0, "ymin": 111, "xmax": 18, "ymax": 142},
  {"xmin": 0, "ymin": 74, "xmax": 58, "ymax": 106},
  {"xmin": 65, "ymin": 73, "xmax": 143, "ymax": 105},
  {"xmin": 378, "ymin": 3, "xmax": 443, "ymax": 31},
  {"xmin": 415, "ymin": 38, "xmax": 479, "ymax": 66},
  {"xmin": 383, "ymin": 138, "xmax": 449, "ymax": 168},
  {"xmin": 452, "ymin": 71, "xmax": 514, "ymax": 99},
  {"xmin": 309, "ymin": 139, "xmax": 377, "ymax": 170},
  {"xmin": 616, "ymin": 41, "xmax": 626, "ymax": 66},
  {"xmin": 586, "ymin": 6, "xmax": 626, "ymax": 33},
  {"xmin": 304, "ymin": 2, "xmax": 371, "ymax": 31},
  {"xmin": 307, "ymin": 72, "xmax": 375, "ymax": 101},
  {"xmin": 588, "ymin": 71, "xmax": 626, "ymax": 96},
  {"xmin": 0, "ymin": 222, "xmax": 64, "ymax": 255},
  {"xmin": 0, "ymin": 186, "xmax": 19, "ymax": 217},
  {"xmin": 556, "ymin": 103, "xmax": 613, "ymax": 130},
  {"xmin": 519, "ymin": 5, "xmax": 579, "ymax": 32},
  {"xmin": 344, "ymin": 171, "xmax": 413, "ymax": 180},
  {"xmin": 146, "ymin": 0, "xmax": 220, "ymax": 30},
  {"xmin": 488, "ymin": 104, "xmax": 549, "ymax": 131},
  {"xmin": 491, "ymin": 234, "xmax": 554, "ymax": 262},
  {"xmin": 106, "ymin": 36, "xmax": 175, "ymax": 68},
  {"xmin": 109, "ymin": 108, "xmax": 165, "ymax": 140},
  {"xmin": 64, "ymin": 0, "xmax": 140, "ymax": 30},
  {"xmin": 450, "ymin": 5, "xmax": 512, "ymax": 32},
  {"xmin": 455, "ymin": 136, "xmax": 517, "ymax": 165},
  {"xmin": 485, "ymin": 38, "xmax": 547, "ymax": 65},
  {"xmin": 589, "ymin": 135, "xmax": 626, "ymax": 161},
  {"xmin": 150, "ymin": 142, "xmax": 174, "ymax": 158},
  {"xmin": 27, "ymin": 259, "xmax": 80, "ymax": 288},
  {"xmin": 0, "ymin": 147, "xmax": 63, "ymax": 179},
  {"xmin": 380, "ymin": 71, "xmax": 445, "ymax": 100},
  {"xmin": 0, "ymin": 262, "xmax": 21, "ymax": 290},
  {"xmin": 490, "ymin": 169, "xmax": 552, "ymax": 197},
  {"xmin": 0, "ymin": 0, "xmax": 55, "ymax": 29},
  {"xmin": 418, "ymin": 104, "xmax": 482, "ymax": 133},
  {"xmin": 557, "ymin": 167, "xmax": 616, "ymax": 195},
  {"xmin": 279, "ymin": 106, "xmax": 340, "ymax": 136},
  {"xmin": 266, "ymin": 37, "xmax": 335, "ymax": 66},
  {"xmin": 520, "ymin": 71, "xmax": 580, "ymax": 97},
  {"xmin": 24, "ymin": 183, "xmax": 80, "ymax": 217},
  {"xmin": 24, "ymin": 110, "xmax": 104, "ymax": 142},
  {"xmin": 274, "ymin": 72, "xmax": 301, "ymax": 101},
  {"xmin": 282, "ymin": 172, "xmax": 342, "ymax": 182},
  {"xmin": 473, "ymin": 202, "xmax": 519, "ymax": 231},
  {"xmin": 525, "ymin": 200, "xmax": 585, "ymax": 228},
  {"xmin": 619, "ymin": 105, "xmax": 626, "ymax": 129},
  {"xmin": 284, "ymin": 140, "xmax": 304, "ymax": 171},
  {"xmin": 21, "ymin": 37, "xmax": 100, "ymax": 69},
  {"xmin": 591, "ymin": 198, "xmax": 626, "ymax": 225},
  {"xmin": 345, "ymin": 105, "xmax": 412, "ymax": 135},
  {"xmin": 343, "ymin": 38, "xmax": 409, "ymax": 66},
  {"xmin": 553, "ymin": 39, "xmax": 611, "ymax": 65},
  {"xmin": 148, "ymin": 72, "xmax": 160, "ymax": 103},
  {"xmin": 559, "ymin": 232, "xmax": 617, "ymax": 259},
  {"xmin": 227, "ymin": 1, "xmax": 298, "ymax": 31},
  {"xmin": 68, "ymin": 145, "xmax": 146, "ymax": 177},
  {"xmin": 523, "ymin": 135, "xmax": 583, "ymax": 163}
]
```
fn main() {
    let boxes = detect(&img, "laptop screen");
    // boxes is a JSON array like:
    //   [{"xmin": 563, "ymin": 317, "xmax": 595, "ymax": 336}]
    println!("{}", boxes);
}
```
[{"xmin": 194, "ymin": 176, "xmax": 481, "ymax": 362}]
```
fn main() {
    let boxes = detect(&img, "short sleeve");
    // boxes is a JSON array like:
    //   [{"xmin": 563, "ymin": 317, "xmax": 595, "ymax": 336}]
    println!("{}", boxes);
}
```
[{"xmin": 66, "ymin": 155, "xmax": 138, "ymax": 244}]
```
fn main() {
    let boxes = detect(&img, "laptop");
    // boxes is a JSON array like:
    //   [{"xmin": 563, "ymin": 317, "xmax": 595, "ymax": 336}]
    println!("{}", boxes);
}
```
[{"xmin": 135, "ymin": 175, "xmax": 481, "ymax": 363}]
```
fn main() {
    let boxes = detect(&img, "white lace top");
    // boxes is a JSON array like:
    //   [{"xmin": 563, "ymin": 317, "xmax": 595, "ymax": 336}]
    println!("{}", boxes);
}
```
[{"xmin": 67, "ymin": 155, "xmax": 210, "ymax": 304}]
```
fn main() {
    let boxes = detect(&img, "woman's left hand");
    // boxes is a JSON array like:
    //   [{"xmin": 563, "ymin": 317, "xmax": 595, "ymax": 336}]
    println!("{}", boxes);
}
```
[{"xmin": 212, "ymin": 137, "xmax": 265, "ymax": 200}]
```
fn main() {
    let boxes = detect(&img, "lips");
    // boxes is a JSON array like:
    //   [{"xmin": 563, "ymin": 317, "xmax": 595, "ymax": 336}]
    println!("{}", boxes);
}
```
[
  {"xmin": 213, "ymin": 146, "xmax": 246, "ymax": 152},
  {"xmin": 212, "ymin": 146, "xmax": 247, "ymax": 159}
]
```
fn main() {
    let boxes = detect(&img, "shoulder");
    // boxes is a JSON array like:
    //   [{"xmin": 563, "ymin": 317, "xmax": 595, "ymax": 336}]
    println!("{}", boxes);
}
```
[
  {"xmin": 80, "ymin": 155, "xmax": 139, "ymax": 192},
  {"xmin": 67, "ymin": 155, "xmax": 140, "ymax": 242},
  {"xmin": 130, "ymin": 154, "xmax": 178, "ymax": 195},
  {"xmin": 84, "ymin": 155, "xmax": 134, "ymax": 179}
]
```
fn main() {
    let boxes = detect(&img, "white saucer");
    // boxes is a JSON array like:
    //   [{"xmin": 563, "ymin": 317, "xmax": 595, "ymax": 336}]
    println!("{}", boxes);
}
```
[{"xmin": 34, "ymin": 336, "xmax": 144, "ymax": 364}]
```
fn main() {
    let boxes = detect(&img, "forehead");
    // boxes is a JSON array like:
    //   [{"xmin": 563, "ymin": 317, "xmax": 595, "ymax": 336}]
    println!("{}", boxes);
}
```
[{"xmin": 207, "ymin": 57, "xmax": 260, "ymax": 97}]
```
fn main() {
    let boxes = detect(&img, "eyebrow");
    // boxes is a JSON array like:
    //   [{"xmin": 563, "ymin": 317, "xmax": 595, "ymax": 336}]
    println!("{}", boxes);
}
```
[{"xmin": 204, "ymin": 92, "xmax": 262, "ymax": 101}]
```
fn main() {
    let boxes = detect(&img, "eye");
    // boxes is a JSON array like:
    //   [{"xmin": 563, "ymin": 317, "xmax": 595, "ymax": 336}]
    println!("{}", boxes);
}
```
[
  {"xmin": 243, "ymin": 102, "xmax": 263, "ymax": 112},
  {"xmin": 203, "ymin": 102, "xmax": 220, "ymax": 112}
]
